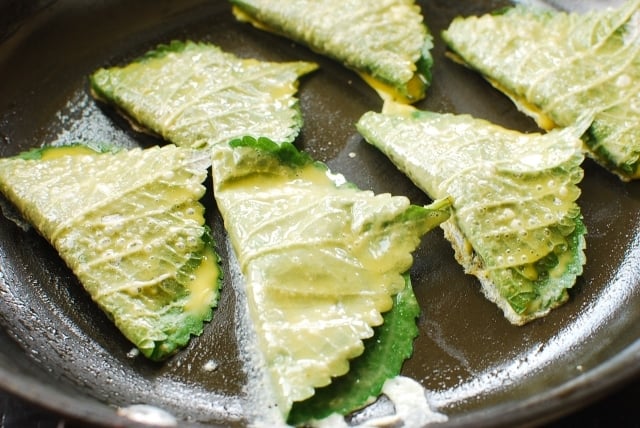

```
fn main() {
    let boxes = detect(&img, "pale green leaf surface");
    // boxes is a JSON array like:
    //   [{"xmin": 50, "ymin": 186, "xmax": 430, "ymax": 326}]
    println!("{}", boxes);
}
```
[
  {"xmin": 0, "ymin": 145, "xmax": 220, "ymax": 360},
  {"xmin": 288, "ymin": 275, "xmax": 420, "ymax": 425},
  {"xmin": 230, "ymin": 0, "xmax": 433, "ymax": 102},
  {"xmin": 90, "ymin": 40, "xmax": 317, "ymax": 149},
  {"xmin": 442, "ymin": 0, "xmax": 640, "ymax": 180},
  {"xmin": 357, "ymin": 108, "xmax": 586, "ymax": 325},
  {"xmin": 211, "ymin": 141, "xmax": 450, "ymax": 415}
]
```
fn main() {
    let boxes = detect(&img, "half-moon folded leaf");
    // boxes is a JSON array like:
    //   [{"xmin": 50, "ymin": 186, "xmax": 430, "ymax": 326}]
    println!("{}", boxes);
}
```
[
  {"xmin": 90, "ymin": 40, "xmax": 317, "ymax": 149},
  {"xmin": 230, "ymin": 0, "xmax": 433, "ymax": 103},
  {"xmin": 357, "ymin": 107, "xmax": 587, "ymax": 325},
  {"xmin": 443, "ymin": 0, "xmax": 640, "ymax": 180},
  {"xmin": 211, "ymin": 137, "xmax": 450, "ymax": 416},
  {"xmin": 0, "ymin": 144, "xmax": 221, "ymax": 361}
]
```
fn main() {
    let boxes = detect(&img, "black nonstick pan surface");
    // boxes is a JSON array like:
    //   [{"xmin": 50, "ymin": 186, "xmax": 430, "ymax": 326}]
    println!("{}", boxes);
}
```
[{"xmin": 0, "ymin": 1, "xmax": 638, "ymax": 427}]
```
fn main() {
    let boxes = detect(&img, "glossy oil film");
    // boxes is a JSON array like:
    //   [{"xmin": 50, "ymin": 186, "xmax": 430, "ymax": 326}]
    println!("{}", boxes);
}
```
[{"xmin": 0, "ymin": 1, "xmax": 638, "ymax": 427}]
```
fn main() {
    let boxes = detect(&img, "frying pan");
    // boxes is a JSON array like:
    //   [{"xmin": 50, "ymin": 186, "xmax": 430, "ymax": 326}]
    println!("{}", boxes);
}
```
[{"xmin": 0, "ymin": 0, "xmax": 638, "ymax": 427}]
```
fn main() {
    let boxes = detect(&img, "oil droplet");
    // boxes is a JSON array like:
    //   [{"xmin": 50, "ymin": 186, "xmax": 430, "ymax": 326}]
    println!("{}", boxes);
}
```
[
  {"xmin": 203, "ymin": 359, "xmax": 219, "ymax": 372},
  {"xmin": 117, "ymin": 404, "xmax": 177, "ymax": 426}
]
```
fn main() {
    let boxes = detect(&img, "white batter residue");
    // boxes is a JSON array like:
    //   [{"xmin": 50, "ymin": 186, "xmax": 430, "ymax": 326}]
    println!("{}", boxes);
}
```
[{"xmin": 313, "ymin": 376, "xmax": 448, "ymax": 428}]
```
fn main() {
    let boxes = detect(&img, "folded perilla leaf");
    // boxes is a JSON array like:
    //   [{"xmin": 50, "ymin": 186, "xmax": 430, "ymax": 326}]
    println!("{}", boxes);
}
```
[
  {"xmin": 357, "ymin": 107, "xmax": 587, "ymax": 325},
  {"xmin": 230, "ymin": 0, "xmax": 433, "ymax": 103},
  {"xmin": 90, "ymin": 40, "xmax": 317, "ymax": 149},
  {"xmin": 0, "ymin": 144, "xmax": 221, "ymax": 361},
  {"xmin": 211, "ymin": 136, "xmax": 451, "ymax": 417},
  {"xmin": 442, "ymin": 0, "xmax": 640, "ymax": 181}
]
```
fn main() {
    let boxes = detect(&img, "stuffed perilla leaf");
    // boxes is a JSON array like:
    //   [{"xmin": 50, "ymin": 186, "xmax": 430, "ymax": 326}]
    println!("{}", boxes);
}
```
[
  {"xmin": 443, "ymin": 0, "xmax": 640, "ymax": 181},
  {"xmin": 211, "ymin": 137, "xmax": 451, "ymax": 417},
  {"xmin": 90, "ymin": 40, "xmax": 317, "ymax": 149},
  {"xmin": 357, "ymin": 106, "xmax": 587, "ymax": 325},
  {"xmin": 230, "ymin": 0, "xmax": 433, "ymax": 103},
  {"xmin": 0, "ymin": 144, "xmax": 221, "ymax": 361}
]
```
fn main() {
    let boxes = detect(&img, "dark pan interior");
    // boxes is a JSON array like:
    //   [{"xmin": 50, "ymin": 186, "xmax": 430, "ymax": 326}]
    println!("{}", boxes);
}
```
[{"xmin": 0, "ymin": 1, "xmax": 639, "ymax": 427}]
